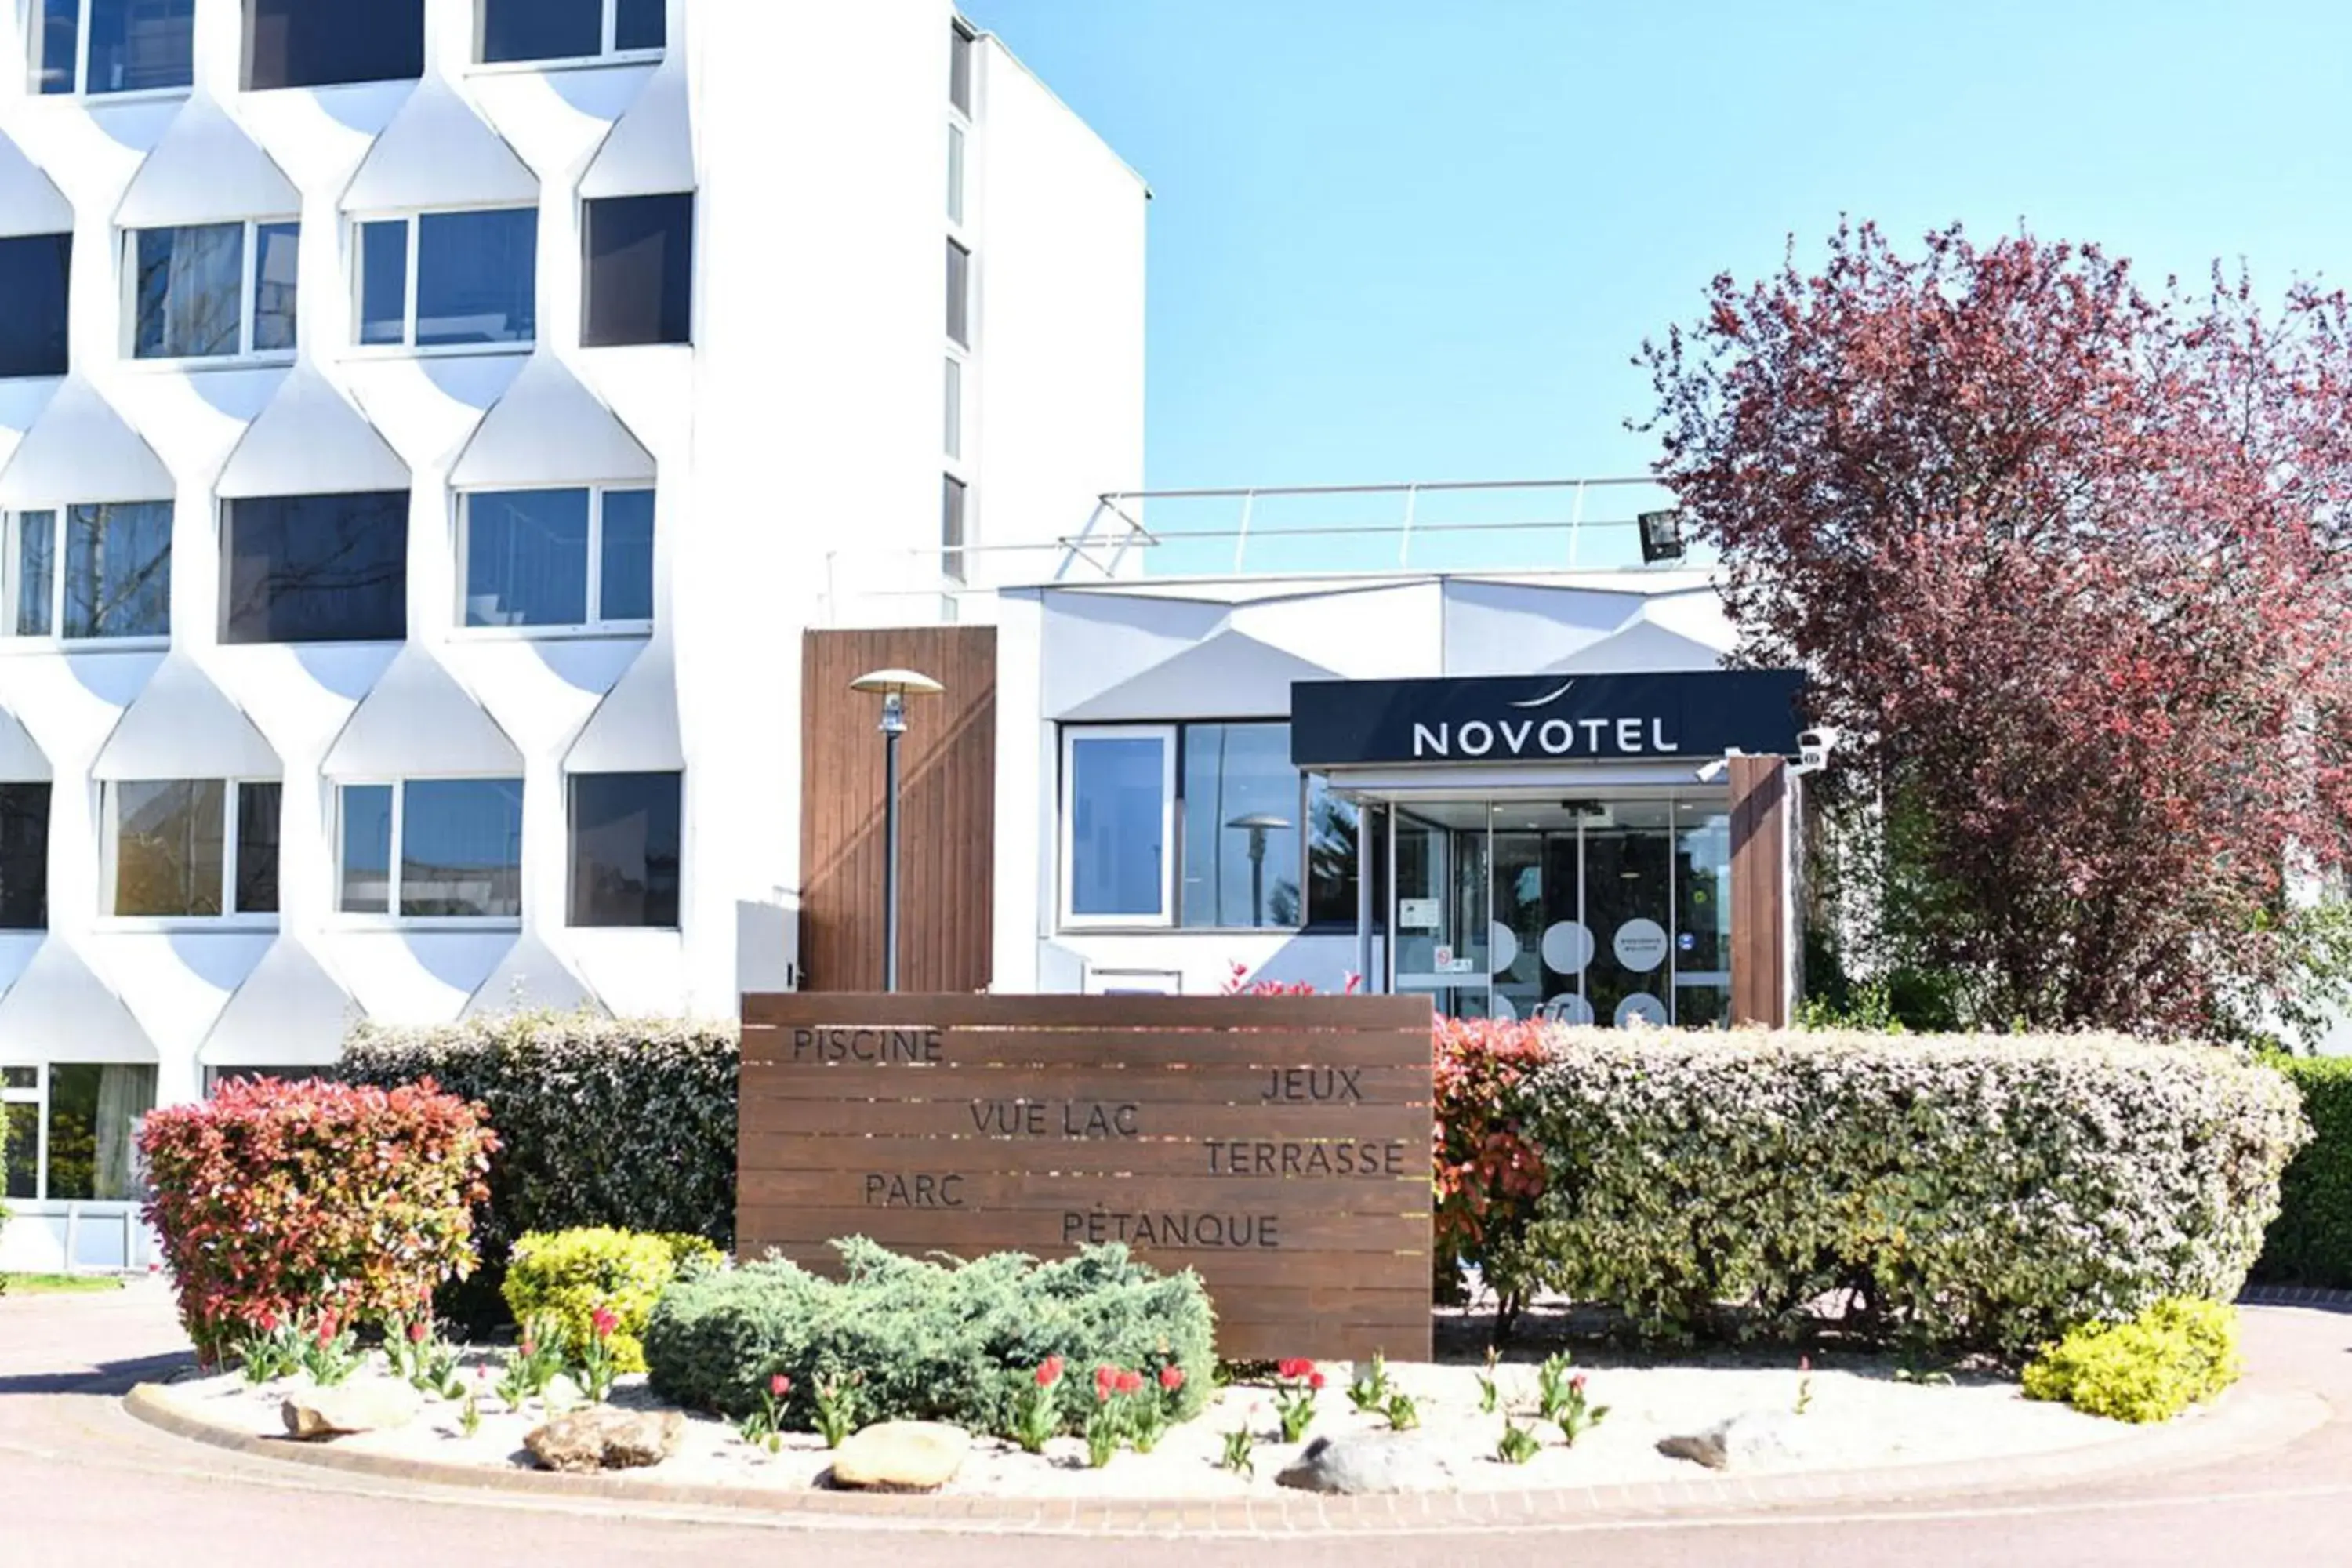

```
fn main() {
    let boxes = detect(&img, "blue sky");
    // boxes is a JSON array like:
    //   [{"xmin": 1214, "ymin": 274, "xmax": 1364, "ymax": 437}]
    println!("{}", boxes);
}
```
[{"xmin": 963, "ymin": 1, "xmax": 2352, "ymax": 495}]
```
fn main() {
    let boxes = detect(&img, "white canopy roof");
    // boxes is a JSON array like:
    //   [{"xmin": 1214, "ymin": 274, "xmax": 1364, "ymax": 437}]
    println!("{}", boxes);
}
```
[
  {"xmin": 564, "ymin": 641, "xmax": 682, "ymax": 772},
  {"xmin": 0, "ymin": 379, "xmax": 173, "ymax": 507},
  {"xmin": 324, "ymin": 646, "xmax": 524, "ymax": 779},
  {"xmin": 216, "ymin": 361, "xmax": 410, "ymax": 499},
  {"xmin": 463, "ymin": 933, "xmax": 604, "ymax": 1019},
  {"xmin": 93, "ymin": 657, "xmax": 280, "ymax": 781},
  {"xmin": 198, "ymin": 938, "xmax": 358, "ymax": 1066},
  {"xmin": 343, "ymin": 77, "xmax": 539, "ymax": 212},
  {"xmin": 0, "ymin": 708, "xmax": 52, "ymax": 782},
  {"xmin": 0, "ymin": 942, "xmax": 157, "ymax": 1065},
  {"xmin": 448, "ymin": 353, "xmax": 654, "ymax": 488},
  {"xmin": 115, "ymin": 93, "xmax": 299, "ymax": 229},
  {"xmin": 0, "ymin": 130, "xmax": 72, "ymax": 238},
  {"xmin": 579, "ymin": 63, "xmax": 693, "ymax": 199}
]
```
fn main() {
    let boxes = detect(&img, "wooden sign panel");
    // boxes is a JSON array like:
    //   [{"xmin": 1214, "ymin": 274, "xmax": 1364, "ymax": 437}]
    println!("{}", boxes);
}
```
[{"xmin": 737, "ymin": 993, "xmax": 1435, "ymax": 1361}]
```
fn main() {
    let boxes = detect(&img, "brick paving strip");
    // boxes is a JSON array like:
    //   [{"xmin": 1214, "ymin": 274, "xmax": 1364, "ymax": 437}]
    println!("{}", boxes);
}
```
[{"xmin": 119, "ymin": 1367, "xmax": 2328, "ymax": 1538}]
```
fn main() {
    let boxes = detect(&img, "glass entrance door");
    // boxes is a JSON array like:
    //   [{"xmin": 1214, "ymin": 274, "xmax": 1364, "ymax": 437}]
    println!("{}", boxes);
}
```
[{"xmin": 1382, "ymin": 793, "xmax": 1727, "ymax": 1025}]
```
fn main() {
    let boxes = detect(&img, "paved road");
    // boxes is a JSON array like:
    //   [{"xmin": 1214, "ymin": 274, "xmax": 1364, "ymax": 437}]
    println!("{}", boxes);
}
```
[{"xmin": 4, "ymin": 1281, "xmax": 2348, "ymax": 1566}]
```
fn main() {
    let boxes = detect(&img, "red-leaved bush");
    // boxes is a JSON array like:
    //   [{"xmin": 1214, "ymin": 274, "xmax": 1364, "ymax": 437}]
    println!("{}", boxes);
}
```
[
  {"xmin": 1433, "ymin": 1016, "xmax": 1554, "ymax": 1325},
  {"xmin": 139, "ymin": 1076, "xmax": 499, "ymax": 1364}
]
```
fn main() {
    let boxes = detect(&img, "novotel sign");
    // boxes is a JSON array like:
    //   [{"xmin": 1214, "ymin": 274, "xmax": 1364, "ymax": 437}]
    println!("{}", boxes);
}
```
[{"xmin": 1289, "ymin": 669, "xmax": 1806, "ymax": 768}]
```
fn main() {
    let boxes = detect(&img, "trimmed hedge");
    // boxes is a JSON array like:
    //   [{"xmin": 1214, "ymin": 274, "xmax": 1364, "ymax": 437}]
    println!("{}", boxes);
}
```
[
  {"xmin": 644, "ymin": 1240, "xmax": 1216, "ymax": 1436},
  {"xmin": 339, "ymin": 1011, "xmax": 737, "ymax": 1329},
  {"xmin": 2253, "ymin": 1055, "xmax": 2352, "ymax": 1288},
  {"xmin": 1514, "ymin": 1029, "xmax": 2308, "ymax": 1355}
]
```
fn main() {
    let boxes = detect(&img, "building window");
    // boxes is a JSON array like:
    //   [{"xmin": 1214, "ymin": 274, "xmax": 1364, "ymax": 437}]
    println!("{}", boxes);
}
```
[
  {"xmin": 129, "ymin": 221, "xmax": 299, "ymax": 361},
  {"xmin": 5, "ymin": 503, "xmax": 172, "ymax": 641},
  {"xmin": 581, "ymin": 194, "xmax": 694, "ymax": 347},
  {"xmin": 338, "ymin": 778, "xmax": 523, "ymax": 919},
  {"xmin": 459, "ymin": 486, "xmax": 653, "ymax": 630},
  {"xmin": 244, "ymin": 0, "xmax": 424, "ymax": 89},
  {"xmin": 1304, "ymin": 775, "xmax": 1381, "ymax": 931},
  {"xmin": 568, "ymin": 770, "xmax": 680, "ymax": 927},
  {"xmin": 108, "ymin": 778, "xmax": 280, "ymax": 918},
  {"xmin": 478, "ymin": 0, "xmax": 664, "ymax": 64},
  {"xmin": 0, "ymin": 784, "xmax": 49, "ymax": 931},
  {"xmin": 355, "ymin": 207, "xmax": 539, "ymax": 350},
  {"xmin": 1062, "ymin": 722, "xmax": 1316, "ymax": 931},
  {"xmin": 941, "ymin": 474, "xmax": 967, "ymax": 584},
  {"xmin": 31, "ymin": 0, "xmax": 193, "ymax": 96},
  {"xmin": 1062, "ymin": 728, "xmax": 1175, "ymax": 926},
  {"xmin": 943, "ymin": 356, "xmax": 963, "ymax": 459},
  {"xmin": 949, "ymin": 20, "xmax": 973, "ymax": 116},
  {"xmin": 2, "ymin": 1063, "xmax": 155, "ymax": 1203},
  {"xmin": 946, "ymin": 238, "xmax": 971, "ymax": 348},
  {"xmin": 0, "ymin": 234, "xmax": 71, "ymax": 379},
  {"xmin": 221, "ymin": 492, "xmax": 409, "ymax": 644},
  {"xmin": 946, "ymin": 123, "xmax": 966, "ymax": 225}
]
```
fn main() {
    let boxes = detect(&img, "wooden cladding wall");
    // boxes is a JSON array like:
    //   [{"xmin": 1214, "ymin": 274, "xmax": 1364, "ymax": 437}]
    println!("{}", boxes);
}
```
[
  {"xmin": 1728, "ymin": 754, "xmax": 1790, "ymax": 1028},
  {"xmin": 799, "ymin": 628, "xmax": 997, "ymax": 993},
  {"xmin": 738, "ymin": 992, "xmax": 1436, "ymax": 1361}
]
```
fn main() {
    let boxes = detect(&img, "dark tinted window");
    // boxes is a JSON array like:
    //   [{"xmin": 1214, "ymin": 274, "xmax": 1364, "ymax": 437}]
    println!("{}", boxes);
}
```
[
  {"xmin": 946, "ymin": 239, "xmax": 971, "ymax": 347},
  {"xmin": 0, "ymin": 783, "xmax": 50, "ymax": 931},
  {"xmin": 222, "ymin": 492, "xmax": 409, "ymax": 644},
  {"xmin": 416, "ymin": 207, "xmax": 537, "ymax": 347},
  {"xmin": 614, "ymin": 0, "xmax": 664, "ymax": 51},
  {"xmin": 479, "ymin": 0, "xmax": 599, "ymax": 63},
  {"xmin": 0, "ymin": 234, "xmax": 71, "ymax": 379},
  {"xmin": 582, "ymin": 194, "xmax": 693, "ymax": 347},
  {"xmin": 236, "ymin": 781, "xmax": 280, "ymax": 913},
  {"xmin": 568, "ymin": 771, "xmax": 681, "ymax": 927},
  {"xmin": 598, "ymin": 488, "xmax": 655, "ymax": 621},
  {"xmin": 245, "ymin": 0, "xmax": 423, "ymax": 89}
]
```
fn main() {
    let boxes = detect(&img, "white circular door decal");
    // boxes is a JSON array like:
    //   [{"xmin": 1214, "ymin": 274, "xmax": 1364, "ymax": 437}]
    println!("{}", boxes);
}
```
[
  {"xmin": 1541, "ymin": 920, "xmax": 1594, "ymax": 975},
  {"xmin": 1613, "ymin": 918, "xmax": 1668, "ymax": 972},
  {"xmin": 1489, "ymin": 921, "xmax": 1520, "ymax": 975},
  {"xmin": 1544, "ymin": 992, "xmax": 1594, "ymax": 1026},
  {"xmin": 1614, "ymin": 991, "xmax": 1668, "ymax": 1029}
]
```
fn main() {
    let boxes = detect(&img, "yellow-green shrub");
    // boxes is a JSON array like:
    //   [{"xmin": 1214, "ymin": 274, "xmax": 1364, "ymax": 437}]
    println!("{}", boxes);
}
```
[
  {"xmin": 501, "ymin": 1227, "xmax": 721, "ymax": 1373},
  {"xmin": 2022, "ymin": 1298, "xmax": 2241, "ymax": 1421}
]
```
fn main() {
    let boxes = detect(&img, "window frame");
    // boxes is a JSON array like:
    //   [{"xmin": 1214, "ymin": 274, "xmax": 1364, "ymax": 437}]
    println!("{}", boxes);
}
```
[
  {"xmin": 332, "ymin": 776, "xmax": 525, "ymax": 928},
  {"xmin": 1058, "ymin": 724, "xmax": 1180, "ymax": 931},
  {"xmin": 1, "ymin": 1062, "xmax": 42, "ymax": 1202},
  {"xmin": 347, "ymin": 204, "xmax": 541, "ymax": 357},
  {"xmin": 100, "ymin": 775, "xmax": 281, "ymax": 927},
  {"xmin": 29, "ymin": 0, "xmax": 194, "ymax": 101},
  {"xmin": 470, "ymin": 0, "xmax": 666, "ymax": 72},
  {"xmin": 120, "ymin": 219, "xmax": 300, "ymax": 367},
  {"xmin": 452, "ymin": 483, "xmax": 655, "ymax": 637},
  {"xmin": 0, "ymin": 503, "xmax": 174, "ymax": 648}
]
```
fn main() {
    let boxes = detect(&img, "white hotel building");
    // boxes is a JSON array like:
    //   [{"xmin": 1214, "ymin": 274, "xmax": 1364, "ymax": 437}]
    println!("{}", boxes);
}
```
[{"xmin": 0, "ymin": 0, "xmax": 1145, "ymax": 1269}]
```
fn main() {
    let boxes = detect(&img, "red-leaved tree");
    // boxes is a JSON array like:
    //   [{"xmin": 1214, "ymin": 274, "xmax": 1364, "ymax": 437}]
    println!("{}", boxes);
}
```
[{"xmin": 1642, "ymin": 222, "xmax": 2352, "ymax": 1033}]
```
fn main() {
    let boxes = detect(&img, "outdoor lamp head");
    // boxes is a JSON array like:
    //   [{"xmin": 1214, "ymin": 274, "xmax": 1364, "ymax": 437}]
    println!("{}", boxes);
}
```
[{"xmin": 851, "ymin": 668, "xmax": 942, "ymax": 736}]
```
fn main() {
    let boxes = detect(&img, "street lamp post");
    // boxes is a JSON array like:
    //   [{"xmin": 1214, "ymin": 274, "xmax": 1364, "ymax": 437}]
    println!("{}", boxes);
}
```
[
  {"xmin": 851, "ymin": 668, "xmax": 943, "ymax": 991},
  {"xmin": 1225, "ymin": 812, "xmax": 1293, "ymax": 927}
]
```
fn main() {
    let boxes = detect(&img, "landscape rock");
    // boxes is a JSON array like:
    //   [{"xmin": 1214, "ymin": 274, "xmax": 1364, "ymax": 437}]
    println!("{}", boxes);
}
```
[
  {"xmin": 826, "ymin": 1421, "xmax": 970, "ymax": 1492},
  {"xmin": 280, "ymin": 1382, "xmax": 423, "ymax": 1441},
  {"xmin": 524, "ymin": 1406, "xmax": 684, "ymax": 1472},
  {"xmin": 1656, "ymin": 1409, "xmax": 1819, "ymax": 1471},
  {"xmin": 1275, "ymin": 1432, "xmax": 1460, "ymax": 1494}
]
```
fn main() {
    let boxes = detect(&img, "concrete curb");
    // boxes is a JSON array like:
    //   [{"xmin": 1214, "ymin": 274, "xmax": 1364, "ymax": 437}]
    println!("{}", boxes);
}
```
[{"xmin": 121, "ymin": 1377, "xmax": 2330, "ymax": 1537}]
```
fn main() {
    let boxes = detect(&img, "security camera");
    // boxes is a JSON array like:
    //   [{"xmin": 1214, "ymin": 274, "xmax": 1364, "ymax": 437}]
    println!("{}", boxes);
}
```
[{"xmin": 1791, "ymin": 727, "xmax": 1843, "ymax": 776}]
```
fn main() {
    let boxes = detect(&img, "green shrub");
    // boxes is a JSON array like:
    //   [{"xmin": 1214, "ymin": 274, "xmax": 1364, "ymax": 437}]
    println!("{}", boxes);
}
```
[
  {"xmin": 2022, "ymin": 1297, "xmax": 2241, "ymax": 1421},
  {"xmin": 339, "ymin": 1011, "xmax": 736, "ymax": 1330},
  {"xmin": 2254, "ymin": 1054, "xmax": 2352, "ymax": 1288},
  {"xmin": 502, "ymin": 1227, "xmax": 723, "ymax": 1373},
  {"xmin": 1515, "ymin": 1029, "xmax": 2308, "ymax": 1355},
  {"xmin": 644, "ymin": 1240, "xmax": 1216, "ymax": 1436}
]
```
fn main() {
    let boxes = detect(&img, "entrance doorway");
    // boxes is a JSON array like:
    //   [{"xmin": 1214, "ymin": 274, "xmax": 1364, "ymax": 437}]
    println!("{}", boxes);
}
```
[{"xmin": 1381, "ymin": 794, "xmax": 1731, "ymax": 1026}]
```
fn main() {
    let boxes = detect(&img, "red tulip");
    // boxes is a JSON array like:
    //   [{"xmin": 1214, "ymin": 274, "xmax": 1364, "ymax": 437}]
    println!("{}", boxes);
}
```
[
  {"xmin": 1116, "ymin": 1370, "xmax": 1144, "ymax": 1397},
  {"xmin": 770, "ymin": 1373, "xmax": 792, "ymax": 1398},
  {"xmin": 1308, "ymin": 1371, "xmax": 1327, "ymax": 1392},
  {"xmin": 590, "ymin": 1306, "xmax": 618, "ymax": 1340},
  {"xmin": 408, "ymin": 1319, "xmax": 429, "ymax": 1345},
  {"xmin": 521, "ymin": 1337, "xmax": 537, "ymax": 1358},
  {"xmin": 1036, "ymin": 1357, "xmax": 1065, "ymax": 1388},
  {"xmin": 1094, "ymin": 1364, "xmax": 1117, "ymax": 1399},
  {"xmin": 1158, "ymin": 1366, "xmax": 1185, "ymax": 1392},
  {"xmin": 1277, "ymin": 1358, "xmax": 1314, "ymax": 1381}
]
